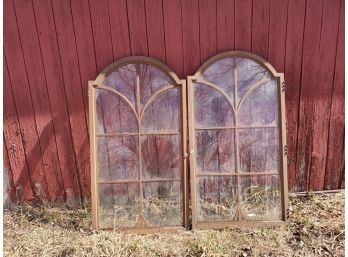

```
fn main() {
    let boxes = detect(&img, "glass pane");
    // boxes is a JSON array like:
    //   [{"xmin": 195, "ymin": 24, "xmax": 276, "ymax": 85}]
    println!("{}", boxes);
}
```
[
  {"xmin": 141, "ymin": 135, "xmax": 181, "ymax": 179},
  {"xmin": 103, "ymin": 64, "xmax": 136, "ymax": 107},
  {"xmin": 235, "ymin": 57, "xmax": 270, "ymax": 103},
  {"xmin": 139, "ymin": 64, "xmax": 174, "ymax": 109},
  {"xmin": 238, "ymin": 80, "xmax": 278, "ymax": 126},
  {"xmin": 194, "ymin": 83, "xmax": 235, "ymax": 127},
  {"xmin": 240, "ymin": 175, "xmax": 281, "ymax": 220},
  {"xmin": 96, "ymin": 89, "xmax": 137, "ymax": 133},
  {"xmin": 195, "ymin": 130, "xmax": 235, "ymax": 173},
  {"xmin": 141, "ymin": 88, "xmax": 180, "ymax": 133},
  {"xmin": 98, "ymin": 183, "xmax": 140, "ymax": 228},
  {"xmin": 239, "ymin": 128, "xmax": 279, "ymax": 173},
  {"xmin": 197, "ymin": 176, "xmax": 238, "ymax": 221},
  {"xmin": 97, "ymin": 136, "xmax": 138, "ymax": 180},
  {"xmin": 143, "ymin": 181, "xmax": 183, "ymax": 226},
  {"xmin": 103, "ymin": 63, "xmax": 174, "ymax": 112},
  {"xmin": 202, "ymin": 57, "xmax": 235, "ymax": 105}
]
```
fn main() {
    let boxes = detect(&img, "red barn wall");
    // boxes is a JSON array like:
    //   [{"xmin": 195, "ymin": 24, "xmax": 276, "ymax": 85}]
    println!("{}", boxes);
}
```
[{"xmin": 4, "ymin": 0, "xmax": 344, "ymax": 205}]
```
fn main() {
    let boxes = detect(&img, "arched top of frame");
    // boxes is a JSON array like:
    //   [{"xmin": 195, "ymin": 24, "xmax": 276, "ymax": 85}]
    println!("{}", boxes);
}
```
[
  {"xmin": 190, "ymin": 51, "xmax": 284, "ymax": 126},
  {"xmin": 91, "ymin": 56, "xmax": 185, "ymax": 123},
  {"xmin": 194, "ymin": 51, "xmax": 283, "ymax": 78},
  {"xmin": 93, "ymin": 56, "xmax": 184, "ymax": 86}
]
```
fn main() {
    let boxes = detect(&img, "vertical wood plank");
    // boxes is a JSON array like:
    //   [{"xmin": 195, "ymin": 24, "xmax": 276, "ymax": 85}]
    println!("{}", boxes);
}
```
[
  {"xmin": 108, "ymin": 0, "xmax": 131, "ymax": 59},
  {"xmin": 216, "ymin": 0, "xmax": 235, "ymax": 52},
  {"xmin": 268, "ymin": 0, "xmax": 288, "ymax": 71},
  {"xmin": 89, "ymin": 0, "xmax": 114, "ymax": 70},
  {"xmin": 235, "ymin": 0, "xmax": 252, "ymax": 51},
  {"xmin": 309, "ymin": 0, "xmax": 341, "ymax": 191},
  {"xmin": 163, "ymin": 0, "xmax": 184, "ymax": 77},
  {"xmin": 51, "ymin": 0, "xmax": 90, "ymax": 201},
  {"xmin": 251, "ymin": 0, "xmax": 270, "ymax": 59},
  {"xmin": 144, "ymin": 0, "xmax": 166, "ymax": 61},
  {"xmin": 33, "ymin": 0, "xmax": 82, "ymax": 205},
  {"xmin": 71, "ymin": 0, "xmax": 98, "ymax": 122},
  {"xmin": 324, "ymin": 0, "xmax": 344, "ymax": 190},
  {"xmin": 4, "ymin": 0, "xmax": 49, "ymax": 202},
  {"xmin": 295, "ymin": 0, "xmax": 324, "ymax": 191},
  {"xmin": 4, "ymin": 137, "xmax": 17, "ymax": 206},
  {"xmin": 14, "ymin": 0, "xmax": 64, "ymax": 202},
  {"xmin": 181, "ymin": 0, "xmax": 200, "ymax": 76},
  {"xmin": 127, "ymin": 0, "xmax": 148, "ymax": 56},
  {"xmin": 199, "ymin": 0, "xmax": 217, "ymax": 62},
  {"xmin": 284, "ymin": 0, "xmax": 306, "ymax": 191},
  {"xmin": 4, "ymin": 58, "xmax": 33, "ymax": 201}
]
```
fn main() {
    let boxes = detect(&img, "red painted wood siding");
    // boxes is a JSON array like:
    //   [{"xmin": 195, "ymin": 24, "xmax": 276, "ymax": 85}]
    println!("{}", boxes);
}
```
[{"xmin": 4, "ymin": 0, "xmax": 344, "ymax": 204}]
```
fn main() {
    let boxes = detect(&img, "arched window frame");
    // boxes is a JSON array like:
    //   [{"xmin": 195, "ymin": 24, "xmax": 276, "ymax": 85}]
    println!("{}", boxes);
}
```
[
  {"xmin": 187, "ymin": 51, "xmax": 288, "ymax": 229},
  {"xmin": 89, "ymin": 56, "xmax": 189, "ymax": 232}
]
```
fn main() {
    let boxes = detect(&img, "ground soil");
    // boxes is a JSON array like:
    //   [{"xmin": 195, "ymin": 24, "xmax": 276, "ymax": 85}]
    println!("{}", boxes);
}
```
[{"xmin": 3, "ymin": 192, "xmax": 344, "ymax": 257}]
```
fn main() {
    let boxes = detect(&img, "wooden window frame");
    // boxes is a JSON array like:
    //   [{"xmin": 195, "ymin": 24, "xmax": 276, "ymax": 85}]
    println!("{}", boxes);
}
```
[
  {"xmin": 89, "ymin": 51, "xmax": 288, "ymax": 232},
  {"xmin": 89, "ymin": 56, "xmax": 189, "ymax": 232},
  {"xmin": 187, "ymin": 51, "xmax": 288, "ymax": 229}
]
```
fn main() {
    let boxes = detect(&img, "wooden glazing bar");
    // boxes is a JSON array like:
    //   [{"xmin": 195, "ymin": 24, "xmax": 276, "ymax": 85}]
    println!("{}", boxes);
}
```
[
  {"xmin": 98, "ymin": 178, "xmax": 182, "ymax": 184},
  {"xmin": 233, "ymin": 63, "xmax": 242, "ymax": 221},
  {"xmin": 196, "ymin": 171, "xmax": 278, "ymax": 176},
  {"xmin": 96, "ymin": 132, "xmax": 180, "ymax": 137},
  {"xmin": 195, "ymin": 125, "xmax": 278, "ymax": 130}
]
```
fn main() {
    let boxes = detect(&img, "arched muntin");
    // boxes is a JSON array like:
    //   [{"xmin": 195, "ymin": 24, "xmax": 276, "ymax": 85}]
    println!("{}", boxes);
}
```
[
  {"xmin": 89, "ymin": 56, "xmax": 188, "ymax": 232},
  {"xmin": 187, "ymin": 51, "xmax": 288, "ymax": 229}
]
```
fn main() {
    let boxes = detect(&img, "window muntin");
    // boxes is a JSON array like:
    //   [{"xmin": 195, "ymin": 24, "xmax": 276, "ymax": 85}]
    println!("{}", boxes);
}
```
[
  {"xmin": 189, "ymin": 52, "xmax": 287, "ymax": 228},
  {"xmin": 90, "ymin": 58, "xmax": 187, "ymax": 231}
]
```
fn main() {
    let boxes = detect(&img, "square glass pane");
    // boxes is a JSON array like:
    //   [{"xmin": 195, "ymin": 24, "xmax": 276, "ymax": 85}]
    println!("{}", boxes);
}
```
[
  {"xmin": 238, "ymin": 80, "xmax": 278, "ymax": 126},
  {"xmin": 97, "ymin": 136, "xmax": 138, "ymax": 180},
  {"xmin": 195, "ymin": 130, "xmax": 235, "ymax": 173},
  {"xmin": 96, "ymin": 89, "xmax": 137, "ymax": 133},
  {"xmin": 98, "ymin": 183, "xmax": 140, "ymax": 228},
  {"xmin": 143, "ymin": 181, "xmax": 183, "ymax": 226},
  {"xmin": 240, "ymin": 175, "xmax": 281, "ymax": 221},
  {"xmin": 141, "ymin": 88, "xmax": 180, "ymax": 133},
  {"xmin": 197, "ymin": 176, "xmax": 238, "ymax": 221},
  {"xmin": 194, "ymin": 83, "xmax": 235, "ymax": 127},
  {"xmin": 141, "ymin": 135, "xmax": 181, "ymax": 179},
  {"xmin": 238, "ymin": 128, "xmax": 279, "ymax": 173}
]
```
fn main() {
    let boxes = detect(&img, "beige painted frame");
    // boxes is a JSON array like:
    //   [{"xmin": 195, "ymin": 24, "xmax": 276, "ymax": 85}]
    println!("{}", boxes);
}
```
[
  {"xmin": 89, "ymin": 56, "xmax": 188, "ymax": 233},
  {"xmin": 187, "ymin": 51, "xmax": 288, "ymax": 229}
]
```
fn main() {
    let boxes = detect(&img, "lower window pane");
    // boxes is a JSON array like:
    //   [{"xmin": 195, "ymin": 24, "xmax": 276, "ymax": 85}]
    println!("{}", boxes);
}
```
[
  {"xmin": 197, "ymin": 176, "xmax": 238, "ymax": 221},
  {"xmin": 240, "ymin": 175, "xmax": 281, "ymax": 221},
  {"xmin": 238, "ymin": 128, "xmax": 279, "ymax": 173},
  {"xmin": 97, "ymin": 136, "xmax": 138, "ymax": 180},
  {"xmin": 143, "ymin": 181, "xmax": 183, "ymax": 226},
  {"xmin": 98, "ymin": 183, "xmax": 140, "ymax": 228}
]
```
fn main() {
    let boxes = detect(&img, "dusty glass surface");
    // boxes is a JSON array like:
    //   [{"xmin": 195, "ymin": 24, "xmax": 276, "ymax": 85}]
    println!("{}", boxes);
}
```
[
  {"xmin": 98, "ymin": 183, "xmax": 140, "ymax": 228},
  {"xmin": 97, "ymin": 136, "xmax": 138, "ymax": 180},
  {"xmin": 197, "ymin": 176, "xmax": 238, "ymax": 221},
  {"xmin": 143, "ymin": 181, "xmax": 183, "ymax": 226},
  {"xmin": 141, "ymin": 88, "xmax": 180, "ymax": 133},
  {"xmin": 238, "ymin": 128, "xmax": 279, "ymax": 173},
  {"xmin": 141, "ymin": 135, "xmax": 181, "ymax": 180},
  {"xmin": 194, "ymin": 83, "xmax": 235, "ymax": 128},
  {"xmin": 238, "ymin": 80, "xmax": 278, "ymax": 126},
  {"xmin": 195, "ymin": 129, "xmax": 235, "ymax": 174},
  {"xmin": 240, "ymin": 175, "xmax": 281, "ymax": 220},
  {"xmin": 96, "ymin": 89, "xmax": 137, "ymax": 134}
]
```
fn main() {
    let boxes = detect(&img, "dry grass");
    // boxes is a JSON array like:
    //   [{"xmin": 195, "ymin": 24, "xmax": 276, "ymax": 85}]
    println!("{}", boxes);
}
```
[{"xmin": 4, "ymin": 192, "xmax": 344, "ymax": 257}]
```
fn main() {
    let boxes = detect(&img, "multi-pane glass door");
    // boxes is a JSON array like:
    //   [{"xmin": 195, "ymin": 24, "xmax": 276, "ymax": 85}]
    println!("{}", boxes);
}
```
[
  {"xmin": 89, "ymin": 58, "xmax": 187, "ymax": 231},
  {"xmin": 188, "ymin": 52, "xmax": 288, "ymax": 228}
]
